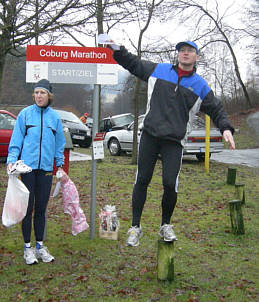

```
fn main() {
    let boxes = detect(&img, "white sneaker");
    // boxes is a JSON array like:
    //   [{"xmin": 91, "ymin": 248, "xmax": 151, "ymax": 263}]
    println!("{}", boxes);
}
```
[
  {"xmin": 158, "ymin": 224, "xmax": 177, "ymax": 241},
  {"xmin": 126, "ymin": 226, "xmax": 143, "ymax": 247},
  {"xmin": 35, "ymin": 245, "xmax": 55, "ymax": 263},
  {"xmin": 24, "ymin": 247, "xmax": 38, "ymax": 265}
]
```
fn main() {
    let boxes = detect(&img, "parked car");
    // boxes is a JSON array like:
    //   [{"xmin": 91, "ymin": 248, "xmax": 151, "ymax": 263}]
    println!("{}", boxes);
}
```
[
  {"xmin": 0, "ymin": 110, "xmax": 16, "ymax": 158},
  {"xmin": 104, "ymin": 115, "xmax": 224, "ymax": 161},
  {"xmin": 183, "ymin": 116, "xmax": 224, "ymax": 161},
  {"xmin": 103, "ymin": 115, "xmax": 144, "ymax": 156},
  {"xmin": 100, "ymin": 113, "xmax": 134, "ymax": 133},
  {"xmin": 54, "ymin": 109, "xmax": 92, "ymax": 148}
]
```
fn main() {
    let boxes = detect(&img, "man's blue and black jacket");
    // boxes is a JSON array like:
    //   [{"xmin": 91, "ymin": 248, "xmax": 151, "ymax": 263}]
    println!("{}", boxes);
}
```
[{"xmin": 113, "ymin": 46, "xmax": 234, "ymax": 146}]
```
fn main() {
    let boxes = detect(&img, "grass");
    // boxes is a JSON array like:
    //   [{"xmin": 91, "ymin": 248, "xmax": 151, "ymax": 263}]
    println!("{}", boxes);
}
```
[
  {"xmin": 0, "ymin": 112, "xmax": 258, "ymax": 302},
  {"xmin": 0, "ymin": 154, "xmax": 258, "ymax": 302}
]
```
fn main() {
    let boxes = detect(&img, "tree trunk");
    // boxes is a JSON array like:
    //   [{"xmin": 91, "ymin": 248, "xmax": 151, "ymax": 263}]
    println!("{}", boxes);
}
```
[
  {"xmin": 131, "ymin": 79, "xmax": 141, "ymax": 165},
  {"xmin": 131, "ymin": 0, "xmax": 156, "ymax": 165},
  {"xmin": 229, "ymin": 200, "xmax": 245, "ymax": 235},
  {"xmin": 157, "ymin": 239, "xmax": 174, "ymax": 281},
  {"xmin": 226, "ymin": 167, "xmax": 236, "ymax": 185},
  {"xmin": 228, "ymin": 44, "xmax": 253, "ymax": 108}
]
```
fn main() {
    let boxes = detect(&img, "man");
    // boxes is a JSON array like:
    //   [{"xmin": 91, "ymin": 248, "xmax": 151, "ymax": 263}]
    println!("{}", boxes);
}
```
[
  {"xmin": 107, "ymin": 40, "xmax": 235, "ymax": 247},
  {"xmin": 80, "ymin": 112, "xmax": 88, "ymax": 124}
]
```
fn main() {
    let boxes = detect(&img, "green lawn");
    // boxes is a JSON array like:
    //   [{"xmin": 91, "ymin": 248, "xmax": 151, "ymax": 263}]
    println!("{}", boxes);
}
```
[{"xmin": 0, "ymin": 152, "xmax": 258, "ymax": 302}]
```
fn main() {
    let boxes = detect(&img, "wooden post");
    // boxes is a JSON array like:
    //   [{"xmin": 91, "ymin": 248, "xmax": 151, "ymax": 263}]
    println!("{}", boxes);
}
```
[
  {"xmin": 235, "ymin": 183, "xmax": 245, "ymax": 205},
  {"xmin": 229, "ymin": 200, "xmax": 245, "ymax": 235},
  {"xmin": 227, "ymin": 167, "xmax": 237, "ymax": 185},
  {"xmin": 157, "ymin": 239, "xmax": 174, "ymax": 281}
]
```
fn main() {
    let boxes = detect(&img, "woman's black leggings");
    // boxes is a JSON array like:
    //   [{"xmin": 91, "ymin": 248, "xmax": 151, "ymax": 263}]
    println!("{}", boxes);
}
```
[
  {"xmin": 132, "ymin": 130, "xmax": 183, "ymax": 227},
  {"xmin": 21, "ymin": 170, "xmax": 53, "ymax": 243}
]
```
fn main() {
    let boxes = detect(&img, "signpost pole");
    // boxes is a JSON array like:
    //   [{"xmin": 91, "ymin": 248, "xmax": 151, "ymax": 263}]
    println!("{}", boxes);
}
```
[{"xmin": 90, "ymin": 84, "xmax": 100, "ymax": 239}]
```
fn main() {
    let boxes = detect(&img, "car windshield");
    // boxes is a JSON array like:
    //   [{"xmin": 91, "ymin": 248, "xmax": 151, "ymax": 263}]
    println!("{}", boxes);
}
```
[
  {"xmin": 129, "ymin": 115, "xmax": 145, "ymax": 130},
  {"xmin": 111, "ymin": 114, "xmax": 134, "ymax": 126},
  {"xmin": 0, "ymin": 113, "xmax": 16, "ymax": 130},
  {"xmin": 54, "ymin": 109, "xmax": 82, "ymax": 124}
]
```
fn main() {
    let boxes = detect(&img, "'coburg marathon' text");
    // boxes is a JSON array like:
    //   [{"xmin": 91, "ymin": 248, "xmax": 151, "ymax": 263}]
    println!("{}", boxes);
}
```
[{"xmin": 39, "ymin": 49, "xmax": 107, "ymax": 60}]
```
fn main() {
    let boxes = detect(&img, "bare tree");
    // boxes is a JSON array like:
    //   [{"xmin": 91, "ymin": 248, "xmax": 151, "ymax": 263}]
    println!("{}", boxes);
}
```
[
  {"xmin": 109, "ymin": 0, "xmax": 171, "ymax": 164},
  {"xmin": 130, "ymin": 0, "xmax": 157, "ymax": 164},
  {"xmin": 0, "ymin": 0, "xmax": 97, "ymax": 97},
  {"xmin": 171, "ymin": 0, "xmax": 253, "ymax": 107}
]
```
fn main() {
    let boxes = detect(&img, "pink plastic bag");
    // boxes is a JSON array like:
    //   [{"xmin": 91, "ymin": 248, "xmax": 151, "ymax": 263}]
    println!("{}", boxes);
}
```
[
  {"xmin": 54, "ymin": 171, "xmax": 89, "ymax": 236},
  {"xmin": 2, "ymin": 175, "xmax": 30, "ymax": 227}
]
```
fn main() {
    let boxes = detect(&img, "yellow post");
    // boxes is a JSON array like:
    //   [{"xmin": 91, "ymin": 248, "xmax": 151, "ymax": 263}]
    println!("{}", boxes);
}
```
[{"xmin": 205, "ymin": 114, "xmax": 210, "ymax": 173}]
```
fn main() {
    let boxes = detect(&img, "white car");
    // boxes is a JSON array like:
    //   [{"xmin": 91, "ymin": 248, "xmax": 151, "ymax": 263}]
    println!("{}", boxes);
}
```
[
  {"xmin": 183, "ymin": 116, "xmax": 224, "ymax": 161},
  {"xmin": 100, "ymin": 113, "xmax": 134, "ymax": 133},
  {"xmin": 104, "ymin": 115, "xmax": 144, "ymax": 156},
  {"xmin": 104, "ymin": 115, "xmax": 224, "ymax": 161}
]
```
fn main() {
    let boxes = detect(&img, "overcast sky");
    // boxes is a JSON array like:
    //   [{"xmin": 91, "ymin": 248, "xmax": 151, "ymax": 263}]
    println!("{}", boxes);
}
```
[{"xmin": 55, "ymin": 0, "xmax": 254, "ymax": 81}]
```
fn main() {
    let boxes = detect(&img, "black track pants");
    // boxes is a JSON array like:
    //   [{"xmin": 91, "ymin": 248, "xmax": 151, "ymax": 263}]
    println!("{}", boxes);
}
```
[
  {"xmin": 21, "ymin": 170, "xmax": 53, "ymax": 243},
  {"xmin": 132, "ymin": 131, "xmax": 183, "ymax": 227}
]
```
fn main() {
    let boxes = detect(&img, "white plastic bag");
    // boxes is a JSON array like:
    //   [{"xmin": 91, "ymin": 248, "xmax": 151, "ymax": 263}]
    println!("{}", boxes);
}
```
[
  {"xmin": 2, "ymin": 175, "xmax": 30, "ymax": 227},
  {"xmin": 52, "ymin": 181, "xmax": 61, "ymax": 198}
]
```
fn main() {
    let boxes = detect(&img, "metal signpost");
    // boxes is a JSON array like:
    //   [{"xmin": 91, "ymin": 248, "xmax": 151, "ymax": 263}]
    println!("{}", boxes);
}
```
[{"xmin": 26, "ymin": 45, "xmax": 118, "ymax": 239}]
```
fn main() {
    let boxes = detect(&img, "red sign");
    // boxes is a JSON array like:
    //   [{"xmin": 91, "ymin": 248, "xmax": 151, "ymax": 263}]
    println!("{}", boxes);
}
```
[
  {"xmin": 26, "ymin": 45, "xmax": 116, "ymax": 64},
  {"xmin": 94, "ymin": 132, "xmax": 106, "ymax": 141}
]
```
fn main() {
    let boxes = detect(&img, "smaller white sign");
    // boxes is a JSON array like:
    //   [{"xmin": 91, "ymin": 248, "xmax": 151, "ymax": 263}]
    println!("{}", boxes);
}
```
[
  {"xmin": 97, "ymin": 33, "xmax": 115, "ymax": 45},
  {"xmin": 97, "ymin": 64, "xmax": 118, "ymax": 85},
  {"xmin": 26, "ymin": 61, "xmax": 48, "ymax": 82},
  {"xmin": 93, "ymin": 140, "xmax": 104, "ymax": 160}
]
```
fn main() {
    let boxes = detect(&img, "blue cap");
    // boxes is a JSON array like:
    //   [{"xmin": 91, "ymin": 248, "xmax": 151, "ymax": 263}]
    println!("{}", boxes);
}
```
[{"xmin": 176, "ymin": 41, "xmax": 199, "ymax": 54}]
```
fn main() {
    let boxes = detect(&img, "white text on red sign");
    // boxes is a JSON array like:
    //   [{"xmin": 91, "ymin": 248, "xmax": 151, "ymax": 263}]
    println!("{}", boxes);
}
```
[{"xmin": 26, "ymin": 45, "xmax": 116, "ymax": 64}]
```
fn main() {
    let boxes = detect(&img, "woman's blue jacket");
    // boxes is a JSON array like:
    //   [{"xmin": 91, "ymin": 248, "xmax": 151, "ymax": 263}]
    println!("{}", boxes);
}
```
[{"xmin": 7, "ymin": 104, "xmax": 65, "ymax": 171}]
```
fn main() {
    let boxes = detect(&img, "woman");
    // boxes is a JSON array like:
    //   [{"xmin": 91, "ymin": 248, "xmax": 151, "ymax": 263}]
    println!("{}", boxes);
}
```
[{"xmin": 7, "ymin": 79, "xmax": 65, "ymax": 264}]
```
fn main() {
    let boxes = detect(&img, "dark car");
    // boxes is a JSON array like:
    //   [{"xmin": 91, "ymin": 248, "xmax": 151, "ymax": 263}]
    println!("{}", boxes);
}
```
[
  {"xmin": 0, "ymin": 110, "xmax": 16, "ymax": 158},
  {"xmin": 54, "ymin": 109, "xmax": 92, "ymax": 148},
  {"xmin": 100, "ymin": 113, "xmax": 134, "ymax": 133}
]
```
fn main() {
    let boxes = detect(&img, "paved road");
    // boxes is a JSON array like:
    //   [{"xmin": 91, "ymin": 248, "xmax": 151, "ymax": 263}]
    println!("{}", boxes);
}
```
[
  {"xmin": 211, "ymin": 149, "xmax": 259, "ymax": 168},
  {"xmin": 211, "ymin": 112, "xmax": 259, "ymax": 168},
  {"xmin": 70, "ymin": 151, "xmax": 91, "ymax": 161},
  {"xmin": 70, "ymin": 149, "xmax": 259, "ymax": 168}
]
